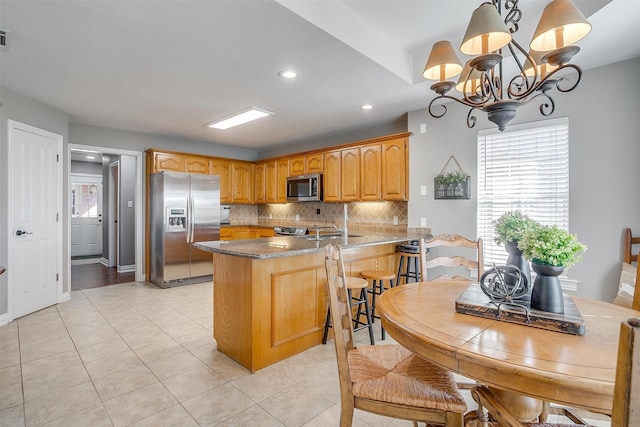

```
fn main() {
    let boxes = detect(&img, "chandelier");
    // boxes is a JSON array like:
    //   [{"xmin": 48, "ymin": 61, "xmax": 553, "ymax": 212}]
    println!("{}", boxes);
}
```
[{"xmin": 423, "ymin": 0, "xmax": 591, "ymax": 131}]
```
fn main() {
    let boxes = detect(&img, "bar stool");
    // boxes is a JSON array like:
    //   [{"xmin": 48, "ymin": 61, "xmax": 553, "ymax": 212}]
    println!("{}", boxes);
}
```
[
  {"xmin": 360, "ymin": 270, "xmax": 395, "ymax": 340},
  {"xmin": 396, "ymin": 240, "xmax": 421, "ymax": 286},
  {"xmin": 322, "ymin": 276, "xmax": 375, "ymax": 345}
]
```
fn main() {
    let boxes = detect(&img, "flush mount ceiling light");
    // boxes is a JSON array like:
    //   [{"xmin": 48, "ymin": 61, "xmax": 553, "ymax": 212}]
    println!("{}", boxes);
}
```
[
  {"xmin": 359, "ymin": 104, "xmax": 373, "ymax": 110},
  {"xmin": 207, "ymin": 107, "xmax": 274, "ymax": 130},
  {"xmin": 422, "ymin": 0, "xmax": 591, "ymax": 131},
  {"xmin": 278, "ymin": 70, "xmax": 297, "ymax": 79}
]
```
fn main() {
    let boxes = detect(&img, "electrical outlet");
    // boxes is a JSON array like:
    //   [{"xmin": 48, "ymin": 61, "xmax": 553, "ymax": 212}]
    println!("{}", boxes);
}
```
[
  {"xmin": 420, "ymin": 217, "xmax": 427, "ymax": 227},
  {"xmin": 420, "ymin": 185, "xmax": 427, "ymax": 196},
  {"xmin": 295, "ymin": 214, "xmax": 300, "ymax": 221},
  {"xmin": 316, "ymin": 208, "xmax": 320, "ymax": 215},
  {"xmin": 393, "ymin": 216, "xmax": 398, "ymax": 225}
]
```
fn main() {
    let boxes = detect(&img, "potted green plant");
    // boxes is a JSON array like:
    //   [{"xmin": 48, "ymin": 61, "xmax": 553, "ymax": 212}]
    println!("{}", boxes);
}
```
[
  {"xmin": 492, "ymin": 211, "xmax": 539, "ymax": 294},
  {"xmin": 519, "ymin": 225, "xmax": 587, "ymax": 313}
]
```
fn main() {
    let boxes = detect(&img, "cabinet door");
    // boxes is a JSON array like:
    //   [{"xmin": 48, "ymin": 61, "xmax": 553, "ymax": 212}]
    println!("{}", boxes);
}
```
[
  {"xmin": 341, "ymin": 148, "xmax": 360, "ymax": 201},
  {"xmin": 265, "ymin": 161, "xmax": 278, "ymax": 203},
  {"xmin": 323, "ymin": 150, "xmax": 341, "ymax": 202},
  {"xmin": 210, "ymin": 159, "xmax": 232, "ymax": 203},
  {"xmin": 154, "ymin": 152, "xmax": 185, "ymax": 172},
  {"xmin": 220, "ymin": 227, "xmax": 233, "ymax": 241},
  {"xmin": 360, "ymin": 144, "xmax": 381, "ymax": 201},
  {"xmin": 254, "ymin": 162, "xmax": 266, "ymax": 204},
  {"xmin": 382, "ymin": 138, "xmax": 408, "ymax": 200},
  {"xmin": 259, "ymin": 228, "xmax": 275, "ymax": 237},
  {"xmin": 289, "ymin": 156, "xmax": 305, "ymax": 176},
  {"xmin": 185, "ymin": 156, "xmax": 208, "ymax": 174},
  {"xmin": 276, "ymin": 160, "xmax": 289, "ymax": 203},
  {"xmin": 306, "ymin": 154, "xmax": 323, "ymax": 173},
  {"xmin": 234, "ymin": 227, "xmax": 251, "ymax": 240},
  {"xmin": 231, "ymin": 162, "xmax": 253, "ymax": 204}
]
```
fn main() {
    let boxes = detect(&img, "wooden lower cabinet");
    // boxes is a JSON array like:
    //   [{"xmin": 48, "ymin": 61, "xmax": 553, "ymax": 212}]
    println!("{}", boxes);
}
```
[
  {"xmin": 220, "ymin": 226, "xmax": 275, "ymax": 240},
  {"xmin": 212, "ymin": 243, "xmax": 398, "ymax": 372}
]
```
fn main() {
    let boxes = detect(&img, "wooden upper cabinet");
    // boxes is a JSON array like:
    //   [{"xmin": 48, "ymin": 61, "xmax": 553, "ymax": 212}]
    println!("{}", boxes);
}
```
[
  {"xmin": 265, "ymin": 161, "xmax": 278, "ymax": 204},
  {"xmin": 254, "ymin": 162, "xmax": 266, "ymax": 204},
  {"xmin": 289, "ymin": 156, "xmax": 305, "ymax": 176},
  {"xmin": 276, "ymin": 160, "xmax": 289, "ymax": 203},
  {"xmin": 210, "ymin": 159, "xmax": 232, "ymax": 203},
  {"xmin": 360, "ymin": 144, "xmax": 382, "ymax": 201},
  {"xmin": 185, "ymin": 156, "xmax": 208, "ymax": 174},
  {"xmin": 154, "ymin": 152, "xmax": 184, "ymax": 173},
  {"xmin": 323, "ymin": 150, "xmax": 342, "ymax": 202},
  {"xmin": 341, "ymin": 148, "xmax": 360, "ymax": 202},
  {"xmin": 231, "ymin": 161, "xmax": 253, "ymax": 204},
  {"xmin": 381, "ymin": 138, "xmax": 408, "ymax": 200},
  {"xmin": 306, "ymin": 153, "xmax": 323, "ymax": 174}
]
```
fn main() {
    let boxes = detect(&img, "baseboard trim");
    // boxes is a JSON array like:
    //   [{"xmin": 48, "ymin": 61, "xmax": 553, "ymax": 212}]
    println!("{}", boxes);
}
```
[
  {"xmin": 0, "ymin": 312, "xmax": 10, "ymax": 326},
  {"xmin": 101, "ymin": 257, "xmax": 109, "ymax": 267},
  {"xmin": 118, "ymin": 264, "xmax": 135, "ymax": 273}
]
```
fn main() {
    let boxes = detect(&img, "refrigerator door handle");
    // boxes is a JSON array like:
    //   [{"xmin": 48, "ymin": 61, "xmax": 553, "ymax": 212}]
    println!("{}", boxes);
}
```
[
  {"xmin": 186, "ymin": 196, "xmax": 192, "ymax": 243},
  {"xmin": 189, "ymin": 195, "xmax": 196, "ymax": 243}
]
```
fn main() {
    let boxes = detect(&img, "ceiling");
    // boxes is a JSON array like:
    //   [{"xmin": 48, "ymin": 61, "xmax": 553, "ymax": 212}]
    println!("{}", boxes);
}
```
[{"xmin": 1, "ymin": 0, "xmax": 639, "ymax": 151}]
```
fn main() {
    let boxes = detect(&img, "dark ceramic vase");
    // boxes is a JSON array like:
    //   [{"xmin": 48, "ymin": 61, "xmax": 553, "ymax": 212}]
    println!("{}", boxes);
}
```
[
  {"xmin": 530, "ymin": 262, "xmax": 565, "ymax": 314},
  {"xmin": 504, "ymin": 242, "xmax": 532, "ymax": 301}
]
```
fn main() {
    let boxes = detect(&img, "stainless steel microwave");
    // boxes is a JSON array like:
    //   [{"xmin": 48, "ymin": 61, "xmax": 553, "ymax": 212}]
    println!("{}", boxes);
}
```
[{"xmin": 286, "ymin": 173, "xmax": 323, "ymax": 202}]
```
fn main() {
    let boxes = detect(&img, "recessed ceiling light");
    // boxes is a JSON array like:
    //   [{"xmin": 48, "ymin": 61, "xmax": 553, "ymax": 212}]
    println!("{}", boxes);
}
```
[
  {"xmin": 206, "ymin": 106, "xmax": 274, "ymax": 130},
  {"xmin": 360, "ymin": 104, "xmax": 373, "ymax": 110},
  {"xmin": 278, "ymin": 70, "xmax": 297, "ymax": 79}
]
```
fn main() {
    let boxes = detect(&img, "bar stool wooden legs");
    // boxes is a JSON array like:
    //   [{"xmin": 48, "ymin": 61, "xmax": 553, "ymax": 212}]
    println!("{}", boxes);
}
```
[
  {"xmin": 360, "ymin": 270, "xmax": 395, "ymax": 340},
  {"xmin": 322, "ymin": 276, "xmax": 375, "ymax": 345}
]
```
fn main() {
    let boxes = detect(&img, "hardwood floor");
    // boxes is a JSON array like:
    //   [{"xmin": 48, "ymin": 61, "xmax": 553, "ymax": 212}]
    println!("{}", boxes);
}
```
[{"xmin": 71, "ymin": 262, "xmax": 135, "ymax": 291}]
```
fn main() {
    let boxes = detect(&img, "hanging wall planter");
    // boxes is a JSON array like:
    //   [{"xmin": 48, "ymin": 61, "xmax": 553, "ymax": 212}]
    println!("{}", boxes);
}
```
[{"xmin": 434, "ymin": 155, "xmax": 470, "ymax": 200}]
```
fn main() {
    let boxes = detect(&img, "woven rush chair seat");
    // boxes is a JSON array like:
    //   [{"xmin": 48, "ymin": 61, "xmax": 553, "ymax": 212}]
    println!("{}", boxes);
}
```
[
  {"xmin": 348, "ymin": 344, "xmax": 467, "ymax": 412},
  {"xmin": 324, "ymin": 243, "xmax": 467, "ymax": 426}
]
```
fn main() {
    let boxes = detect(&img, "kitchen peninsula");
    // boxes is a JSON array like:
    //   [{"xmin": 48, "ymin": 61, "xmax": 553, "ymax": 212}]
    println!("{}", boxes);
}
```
[{"xmin": 195, "ymin": 233, "xmax": 418, "ymax": 372}]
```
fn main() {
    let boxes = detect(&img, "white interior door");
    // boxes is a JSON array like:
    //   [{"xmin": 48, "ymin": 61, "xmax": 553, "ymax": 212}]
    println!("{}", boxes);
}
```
[
  {"xmin": 70, "ymin": 174, "xmax": 103, "ymax": 257},
  {"xmin": 9, "ymin": 120, "xmax": 62, "ymax": 319}
]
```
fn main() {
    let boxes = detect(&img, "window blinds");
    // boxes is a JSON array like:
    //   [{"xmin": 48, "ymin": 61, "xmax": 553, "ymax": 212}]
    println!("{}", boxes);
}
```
[{"xmin": 477, "ymin": 118, "xmax": 569, "ymax": 265}]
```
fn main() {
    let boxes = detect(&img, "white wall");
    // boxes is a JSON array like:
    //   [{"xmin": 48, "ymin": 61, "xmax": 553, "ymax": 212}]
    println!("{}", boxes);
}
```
[
  {"xmin": 408, "ymin": 57, "xmax": 640, "ymax": 301},
  {"xmin": 0, "ymin": 87, "xmax": 70, "ymax": 317}
]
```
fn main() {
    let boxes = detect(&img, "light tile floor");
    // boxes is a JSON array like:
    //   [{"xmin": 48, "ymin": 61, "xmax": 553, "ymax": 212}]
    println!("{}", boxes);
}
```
[{"xmin": 0, "ymin": 281, "xmax": 611, "ymax": 427}]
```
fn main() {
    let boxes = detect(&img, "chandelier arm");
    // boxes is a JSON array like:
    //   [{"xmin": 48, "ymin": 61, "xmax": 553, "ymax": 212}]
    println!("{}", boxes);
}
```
[
  {"xmin": 428, "ymin": 94, "xmax": 485, "ymax": 120},
  {"xmin": 467, "ymin": 108, "xmax": 478, "ymax": 129},
  {"xmin": 523, "ymin": 91, "xmax": 556, "ymax": 117},
  {"xmin": 551, "ymin": 64, "xmax": 583, "ymax": 93},
  {"xmin": 505, "ymin": 39, "xmax": 537, "ymax": 99}
]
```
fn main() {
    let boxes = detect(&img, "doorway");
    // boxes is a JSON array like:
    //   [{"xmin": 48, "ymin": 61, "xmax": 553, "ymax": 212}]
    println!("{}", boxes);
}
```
[{"xmin": 67, "ymin": 144, "xmax": 144, "ymax": 290}]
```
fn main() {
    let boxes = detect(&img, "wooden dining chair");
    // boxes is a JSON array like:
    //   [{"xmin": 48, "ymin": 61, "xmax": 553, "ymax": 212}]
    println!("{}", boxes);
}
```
[
  {"xmin": 323, "ymin": 244, "xmax": 467, "ymax": 427},
  {"xmin": 467, "ymin": 317, "xmax": 640, "ymax": 427},
  {"xmin": 419, "ymin": 234, "xmax": 483, "ymax": 282},
  {"xmin": 624, "ymin": 228, "xmax": 639, "ymax": 264}
]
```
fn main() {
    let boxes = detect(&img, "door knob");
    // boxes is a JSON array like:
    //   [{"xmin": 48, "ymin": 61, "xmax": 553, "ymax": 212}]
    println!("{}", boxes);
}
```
[{"xmin": 16, "ymin": 230, "xmax": 33, "ymax": 236}]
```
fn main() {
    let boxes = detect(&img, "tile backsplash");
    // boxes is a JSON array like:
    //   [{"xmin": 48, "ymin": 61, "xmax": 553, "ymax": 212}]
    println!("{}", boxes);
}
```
[{"xmin": 229, "ymin": 201, "xmax": 408, "ymax": 229}]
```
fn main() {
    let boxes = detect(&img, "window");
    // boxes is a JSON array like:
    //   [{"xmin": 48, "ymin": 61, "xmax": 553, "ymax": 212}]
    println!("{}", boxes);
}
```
[
  {"xmin": 71, "ymin": 182, "xmax": 100, "ymax": 218},
  {"xmin": 477, "ymin": 118, "xmax": 569, "ymax": 266}
]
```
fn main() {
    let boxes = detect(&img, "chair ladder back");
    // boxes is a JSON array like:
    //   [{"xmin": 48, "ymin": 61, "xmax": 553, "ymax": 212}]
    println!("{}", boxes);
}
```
[
  {"xmin": 420, "ymin": 235, "xmax": 483, "ymax": 281},
  {"xmin": 624, "ymin": 228, "xmax": 640, "ymax": 264},
  {"xmin": 612, "ymin": 317, "xmax": 640, "ymax": 427},
  {"xmin": 324, "ymin": 245, "xmax": 356, "ymax": 402}
]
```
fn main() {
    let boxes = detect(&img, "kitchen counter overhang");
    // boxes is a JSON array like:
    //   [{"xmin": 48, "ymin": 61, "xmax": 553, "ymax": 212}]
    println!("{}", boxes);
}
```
[{"xmin": 194, "ymin": 233, "xmax": 420, "ymax": 260}]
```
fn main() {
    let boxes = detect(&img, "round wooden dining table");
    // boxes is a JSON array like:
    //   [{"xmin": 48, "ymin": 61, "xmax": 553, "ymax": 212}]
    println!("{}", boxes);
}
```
[{"xmin": 377, "ymin": 280, "xmax": 639, "ymax": 415}]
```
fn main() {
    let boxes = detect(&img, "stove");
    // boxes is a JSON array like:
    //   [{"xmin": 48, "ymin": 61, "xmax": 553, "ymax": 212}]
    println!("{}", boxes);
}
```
[{"xmin": 274, "ymin": 226, "xmax": 308, "ymax": 236}]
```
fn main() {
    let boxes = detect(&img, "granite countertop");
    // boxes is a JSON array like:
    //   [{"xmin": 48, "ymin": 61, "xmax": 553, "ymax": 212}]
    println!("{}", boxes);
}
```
[{"xmin": 194, "ymin": 231, "xmax": 428, "ymax": 260}]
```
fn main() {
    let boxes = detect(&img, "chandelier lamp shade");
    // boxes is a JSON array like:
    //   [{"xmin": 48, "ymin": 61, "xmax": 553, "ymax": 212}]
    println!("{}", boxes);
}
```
[{"xmin": 423, "ymin": 0, "xmax": 591, "ymax": 131}]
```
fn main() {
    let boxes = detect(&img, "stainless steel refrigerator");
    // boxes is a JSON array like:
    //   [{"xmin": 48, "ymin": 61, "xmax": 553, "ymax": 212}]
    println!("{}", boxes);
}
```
[{"xmin": 150, "ymin": 171, "xmax": 220, "ymax": 288}]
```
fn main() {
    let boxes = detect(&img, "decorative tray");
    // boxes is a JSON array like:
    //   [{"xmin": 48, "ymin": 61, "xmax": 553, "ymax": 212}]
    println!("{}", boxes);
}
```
[{"xmin": 455, "ymin": 284, "xmax": 586, "ymax": 335}]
